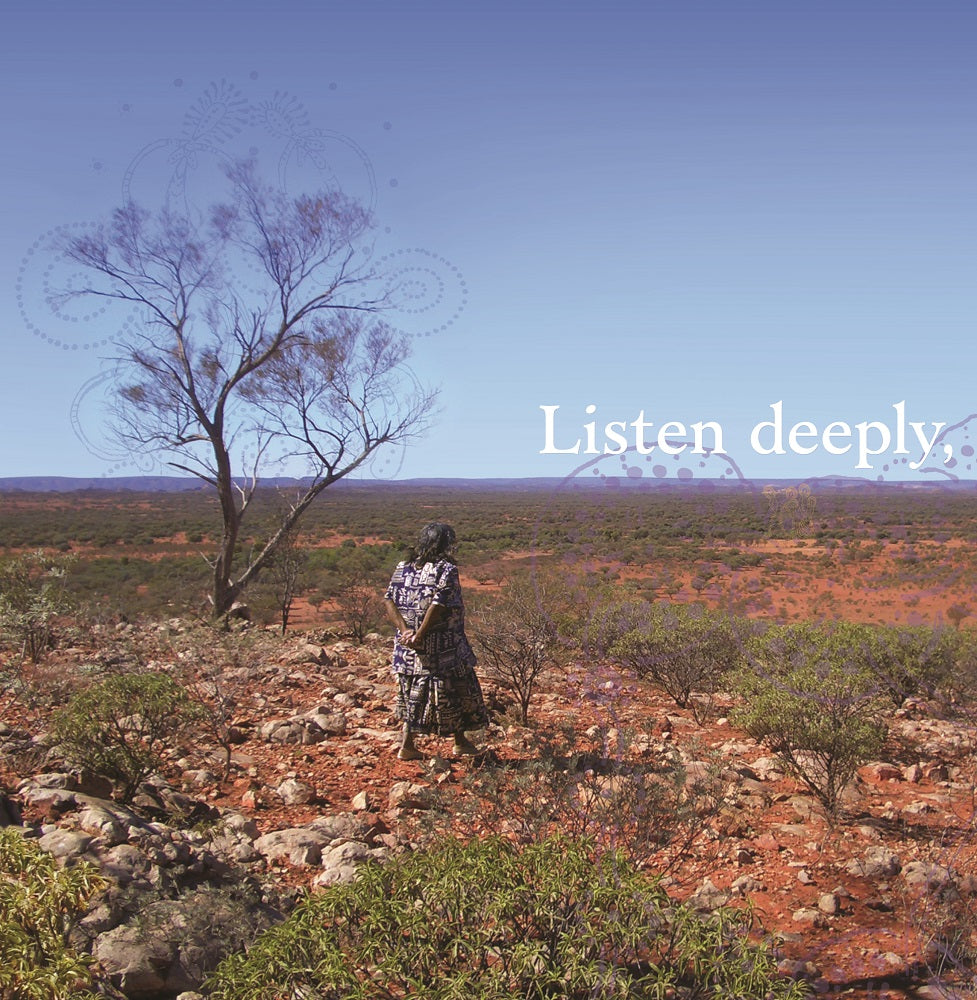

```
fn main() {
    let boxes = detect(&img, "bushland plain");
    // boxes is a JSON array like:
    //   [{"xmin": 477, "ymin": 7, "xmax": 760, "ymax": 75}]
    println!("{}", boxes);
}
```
[
  {"xmin": 2, "ymin": 479, "xmax": 977, "ymax": 998},
  {"xmin": 2, "ymin": 480, "xmax": 976, "ymax": 628}
]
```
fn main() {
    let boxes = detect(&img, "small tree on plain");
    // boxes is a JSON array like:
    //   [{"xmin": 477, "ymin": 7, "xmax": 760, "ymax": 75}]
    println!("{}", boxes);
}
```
[
  {"xmin": 591, "ymin": 599, "xmax": 742, "ymax": 723},
  {"xmin": 333, "ymin": 559, "xmax": 386, "ymax": 642},
  {"xmin": 730, "ymin": 622, "xmax": 890, "ymax": 817},
  {"xmin": 61, "ymin": 160, "xmax": 437, "ymax": 616},
  {"xmin": 261, "ymin": 499, "xmax": 308, "ymax": 635}
]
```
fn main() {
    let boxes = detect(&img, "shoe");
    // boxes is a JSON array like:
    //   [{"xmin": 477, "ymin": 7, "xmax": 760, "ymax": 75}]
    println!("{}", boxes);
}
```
[
  {"xmin": 453, "ymin": 736, "xmax": 479, "ymax": 756},
  {"xmin": 398, "ymin": 745, "xmax": 424, "ymax": 761}
]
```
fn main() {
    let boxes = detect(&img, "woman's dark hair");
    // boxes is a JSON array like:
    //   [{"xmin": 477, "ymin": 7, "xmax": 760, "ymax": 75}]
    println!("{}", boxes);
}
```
[{"xmin": 408, "ymin": 522, "xmax": 457, "ymax": 565}]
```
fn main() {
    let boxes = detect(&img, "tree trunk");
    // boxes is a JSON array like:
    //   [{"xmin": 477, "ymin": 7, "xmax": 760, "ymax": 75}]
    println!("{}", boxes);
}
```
[{"xmin": 212, "ymin": 449, "xmax": 242, "ymax": 617}]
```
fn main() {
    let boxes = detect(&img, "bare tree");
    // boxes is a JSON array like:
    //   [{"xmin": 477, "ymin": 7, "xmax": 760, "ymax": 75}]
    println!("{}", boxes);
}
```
[
  {"xmin": 333, "ymin": 560, "xmax": 386, "ymax": 642},
  {"xmin": 472, "ymin": 573, "xmax": 562, "ymax": 724},
  {"xmin": 61, "ymin": 160, "xmax": 437, "ymax": 615}
]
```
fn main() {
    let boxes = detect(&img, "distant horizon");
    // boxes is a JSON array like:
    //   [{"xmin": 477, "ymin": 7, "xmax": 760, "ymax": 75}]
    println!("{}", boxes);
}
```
[{"xmin": 2, "ymin": 472, "xmax": 975, "ymax": 493}]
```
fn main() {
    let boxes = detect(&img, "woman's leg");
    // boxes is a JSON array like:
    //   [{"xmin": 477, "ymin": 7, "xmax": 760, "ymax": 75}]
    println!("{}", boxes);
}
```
[
  {"xmin": 452, "ymin": 730, "xmax": 478, "ymax": 755},
  {"xmin": 398, "ymin": 723, "xmax": 423, "ymax": 761}
]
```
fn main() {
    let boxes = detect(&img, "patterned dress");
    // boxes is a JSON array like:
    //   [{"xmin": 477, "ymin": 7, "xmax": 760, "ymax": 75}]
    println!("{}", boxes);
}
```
[{"xmin": 384, "ymin": 558, "xmax": 489, "ymax": 735}]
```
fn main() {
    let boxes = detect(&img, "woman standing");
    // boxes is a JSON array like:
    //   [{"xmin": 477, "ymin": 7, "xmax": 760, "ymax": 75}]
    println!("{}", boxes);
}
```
[{"xmin": 383, "ymin": 522, "xmax": 488, "ymax": 760}]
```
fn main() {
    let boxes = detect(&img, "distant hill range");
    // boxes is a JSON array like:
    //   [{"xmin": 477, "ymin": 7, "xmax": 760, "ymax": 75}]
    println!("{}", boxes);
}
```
[{"xmin": 0, "ymin": 475, "xmax": 972, "ymax": 493}]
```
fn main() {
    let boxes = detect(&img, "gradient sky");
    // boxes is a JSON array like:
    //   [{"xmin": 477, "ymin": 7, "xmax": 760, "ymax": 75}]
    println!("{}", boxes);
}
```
[{"xmin": 2, "ymin": 0, "xmax": 976, "ymax": 487}]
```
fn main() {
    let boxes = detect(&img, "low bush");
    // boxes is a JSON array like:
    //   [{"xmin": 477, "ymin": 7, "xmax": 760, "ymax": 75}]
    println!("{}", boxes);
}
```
[
  {"xmin": 731, "ymin": 621, "xmax": 890, "ymax": 816},
  {"xmin": 50, "ymin": 671, "xmax": 201, "ymax": 802},
  {"xmin": 0, "ymin": 549, "xmax": 75, "ymax": 662},
  {"xmin": 471, "ymin": 572, "xmax": 564, "ymax": 724},
  {"xmin": 206, "ymin": 834, "xmax": 807, "ymax": 999},
  {"xmin": 859, "ymin": 623, "xmax": 958, "ymax": 707},
  {"xmin": 591, "ymin": 600, "xmax": 746, "ymax": 721},
  {"xmin": 407, "ymin": 726, "xmax": 727, "ymax": 878}
]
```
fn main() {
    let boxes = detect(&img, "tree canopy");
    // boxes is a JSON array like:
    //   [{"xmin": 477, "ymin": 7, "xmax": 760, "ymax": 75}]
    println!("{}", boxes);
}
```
[{"xmin": 63, "ymin": 160, "xmax": 437, "ymax": 614}]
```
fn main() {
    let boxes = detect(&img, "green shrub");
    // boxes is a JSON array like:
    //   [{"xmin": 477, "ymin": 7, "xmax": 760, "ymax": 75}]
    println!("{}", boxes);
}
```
[
  {"xmin": 731, "ymin": 621, "xmax": 889, "ymax": 816},
  {"xmin": 0, "ymin": 827, "xmax": 106, "ymax": 999},
  {"xmin": 857, "ymin": 623, "xmax": 958, "ymax": 707},
  {"xmin": 51, "ymin": 671, "xmax": 201, "ymax": 802},
  {"xmin": 207, "ymin": 834, "xmax": 807, "ymax": 999},
  {"xmin": 592, "ymin": 600, "xmax": 745, "ymax": 721},
  {"xmin": 0, "ymin": 549, "xmax": 75, "ymax": 662}
]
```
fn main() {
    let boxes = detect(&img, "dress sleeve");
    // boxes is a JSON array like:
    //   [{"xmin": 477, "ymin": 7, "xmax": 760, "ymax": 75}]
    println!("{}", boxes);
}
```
[
  {"xmin": 384, "ymin": 562, "xmax": 405, "ymax": 602},
  {"xmin": 431, "ymin": 561, "xmax": 463, "ymax": 609}
]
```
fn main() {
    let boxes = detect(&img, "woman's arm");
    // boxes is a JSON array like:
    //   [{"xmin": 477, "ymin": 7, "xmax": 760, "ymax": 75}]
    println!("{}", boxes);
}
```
[
  {"xmin": 384, "ymin": 597, "xmax": 409, "ymax": 635},
  {"xmin": 385, "ymin": 597, "xmax": 447, "ymax": 647},
  {"xmin": 410, "ymin": 601, "xmax": 448, "ymax": 646}
]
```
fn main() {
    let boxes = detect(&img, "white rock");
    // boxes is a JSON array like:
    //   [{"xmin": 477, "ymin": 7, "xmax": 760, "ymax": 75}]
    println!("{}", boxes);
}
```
[{"xmin": 276, "ymin": 778, "xmax": 315, "ymax": 805}]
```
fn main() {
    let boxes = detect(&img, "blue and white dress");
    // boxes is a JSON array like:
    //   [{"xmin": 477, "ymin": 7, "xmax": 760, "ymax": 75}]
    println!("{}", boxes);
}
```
[{"xmin": 384, "ymin": 558, "xmax": 488, "ymax": 735}]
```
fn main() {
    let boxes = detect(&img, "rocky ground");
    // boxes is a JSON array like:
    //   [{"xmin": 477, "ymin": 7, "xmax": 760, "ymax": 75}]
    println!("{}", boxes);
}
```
[{"xmin": 2, "ymin": 620, "xmax": 976, "ymax": 999}]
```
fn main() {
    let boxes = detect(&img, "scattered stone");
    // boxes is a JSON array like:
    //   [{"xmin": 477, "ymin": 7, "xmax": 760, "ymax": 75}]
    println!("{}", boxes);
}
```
[
  {"xmin": 259, "ymin": 707, "xmax": 347, "ymax": 745},
  {"xmin": 778, "ymin": 959, "xmax": 821, "ymax": 979},
  {"xmin": 753, "ymin": 832, "xmax": 780, "ymax": 852},
  {"xmin": 817, "ymin": 892, "xmax": 840, "ymax": 915},
  {"xmin": 901, "ymin": 799, "xmax": 937, "ymax": 816},
  {"xmin": 751, "ymin": 756, "xmax": 785, "ymax": 780},
  {"xmin": 19, "ymin": 784, "xmax": 77, "ymax": 818},
  {"xmin": 76, "ymin": 801, "xmax": 130, "ymax": 846},
  {"xmin": 788, "ymin": 795, "xmax": 820, "ymax": 820},
  {"xmin": 95, "ymin": 925, "xmax": 174, "ymax": 997},
  {"xmin": 731, "ymin": 874, "xmax": 764, "ymax": 896},
  {"xmin": 37, "ymin": 827, "xmax": 95, "ymax": 860},
  {"xmin": 183, "ymin": 768, "xmax": 220, "ymax": 787},
  {"xmin": 860, "ymin": 762, "xmax": 903, "ymax": 783},
  {"xmin": 864, "ymin": 896, "xmax": 894, "ymax": 912},
  {"xmin": 275, "ymin": 778, "xmax": 315, "ymax": 805},
  {"xmin": 903, "ymin": 763, "xmax": 924, "ymax": 783},
  {"xmin": 792, "ymin": 907, "xmax": 827, "ymax": 928},
  {"xmin": 688, "ymin": 878, "xmax": 730, "ymax": 911},
  {"xmin": 388, "ymin": 781, "xmax": 434, "ymax": 811},
  {"xmin": 901, "ymin": 860, "xmax": 955, "ymax": 896},
  {"xmin": 845, "ymin": 847, "xmax": 901, "ymax": 878},
  {"xmin": 286, "ymin": 643, "xmax": 329, "ymax": 666},
  {"xmin": 100, "ymin": 843, "xmax": 152, "ymax": 886}
]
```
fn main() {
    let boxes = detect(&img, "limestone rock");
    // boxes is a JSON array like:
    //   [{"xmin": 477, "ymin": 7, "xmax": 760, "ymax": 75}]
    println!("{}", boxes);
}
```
[
  {"xmin": 253, "ymin": 828, "xmax": 331, "ymax": 866},
  {"xmin": 845, "ymin": 846, "xmax": 901, "ymax": 878},
  {"xmin": 688, "ymin": 878, "xmax": 730, "ymax": 912},
  {"xmin": 388, "ymin": 781, "xmax": 434, "ymax": 811},
  {"xmin": 275, "ymin": 778, "xmax": 315, "ymax": 805},
  {"xmin": 792, "ymin": 907, "xmax": 827, "ymax": 928},
  {"xmin": 37, "ymin": 827, "xmax": 95, "ymax": 860},
  {"xmin": 817, "ymin": 892, "xmax": 840, "ymax": 915}
]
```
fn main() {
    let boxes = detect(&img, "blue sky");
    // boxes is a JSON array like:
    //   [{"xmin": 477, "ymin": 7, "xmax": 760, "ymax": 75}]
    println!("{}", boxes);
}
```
[{"xmin": 2, "ymin": 1, "xmax": 976, "ymax": 486}]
